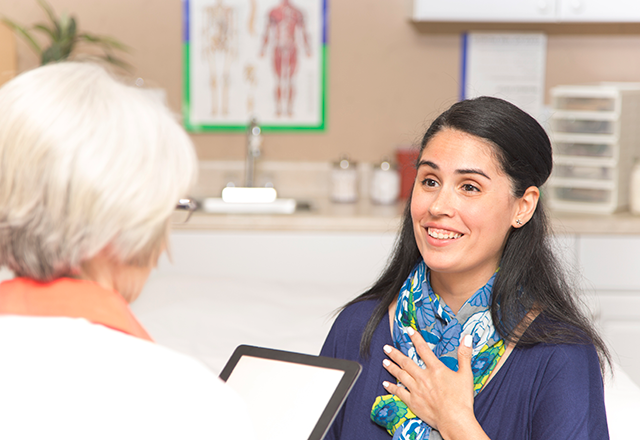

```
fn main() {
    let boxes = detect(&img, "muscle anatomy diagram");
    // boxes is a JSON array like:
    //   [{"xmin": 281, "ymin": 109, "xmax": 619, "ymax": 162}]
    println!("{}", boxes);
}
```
[{"xmin": 260, "ymin": 0, "xmax": 311, "ymax": 117}]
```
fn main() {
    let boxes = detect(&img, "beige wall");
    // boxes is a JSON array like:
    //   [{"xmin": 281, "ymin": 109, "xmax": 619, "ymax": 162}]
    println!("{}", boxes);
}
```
[
  {"xmin": 0, "ymin": 23, "xmax": 16, "ymax": 86},
  {"xmin": 2, "ymin": 0, "xmax": 640, "ymax": 162}
]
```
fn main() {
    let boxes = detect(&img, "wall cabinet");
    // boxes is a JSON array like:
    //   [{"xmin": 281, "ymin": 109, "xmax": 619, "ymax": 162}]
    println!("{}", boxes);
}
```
[
  {"xmin": 408, "ymin": 0, "xmax": 640, "ymax": 22},
  {"xmin": 408, "ymin": 0, "xmax": 557, "ymax": 23},
  {"xmin": 559, "ymin": 0, "xmax": 640, "ymax": 22}
]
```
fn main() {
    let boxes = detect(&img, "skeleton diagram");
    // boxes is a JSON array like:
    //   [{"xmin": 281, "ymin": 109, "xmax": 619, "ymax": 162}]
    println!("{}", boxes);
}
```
[
  {"xmin": 202, "ymin": 0, "xmax": 237, "ymax": 116},
  {"xmin": 244, "ymin": 0, "xmax": 258, "ymax": 114},
  {"xmin": 260, "ymin": 0, "xmax": 311, "ymax": 117}
]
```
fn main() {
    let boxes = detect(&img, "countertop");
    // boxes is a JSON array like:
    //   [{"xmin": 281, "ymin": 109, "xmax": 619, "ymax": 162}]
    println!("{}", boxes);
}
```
[{"xmin": 175, "ymin": 198, "xmax": 640, "ymax": 235}]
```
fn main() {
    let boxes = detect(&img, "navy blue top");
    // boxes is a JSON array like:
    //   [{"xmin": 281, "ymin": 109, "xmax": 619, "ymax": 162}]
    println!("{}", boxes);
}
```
[{"xmin": 320, "ymin": 299, "xmax": 609, "ymax": 440}]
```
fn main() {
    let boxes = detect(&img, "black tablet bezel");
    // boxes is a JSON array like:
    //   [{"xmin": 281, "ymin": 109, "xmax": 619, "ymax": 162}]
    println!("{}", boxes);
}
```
[{"xmin": 220, "ymin": 345, "xmax": 361, "ymax": 440}]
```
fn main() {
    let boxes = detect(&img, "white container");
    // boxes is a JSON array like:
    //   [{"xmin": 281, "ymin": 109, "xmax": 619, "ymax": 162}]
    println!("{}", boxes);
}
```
[
  {"xmin": 370, "ymin": 160, "xmax": 400, "ymax": 205},
  {"xmin": 331, "ymin": 157, "xmax": 358, "ymax": 203}
]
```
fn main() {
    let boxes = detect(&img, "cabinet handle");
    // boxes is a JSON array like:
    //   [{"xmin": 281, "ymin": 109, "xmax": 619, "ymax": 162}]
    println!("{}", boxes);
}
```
[
  {"xmin": 571, "ymin": 0, "xmax": 583, "ymax": 10},
  {"xmin": 537, "ymin": 0, "xmax": 548, "ymax": 12}
]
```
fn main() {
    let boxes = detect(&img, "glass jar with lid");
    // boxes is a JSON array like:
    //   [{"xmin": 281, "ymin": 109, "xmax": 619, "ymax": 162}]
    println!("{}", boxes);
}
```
[
  {"xmin": 370, "ymin": 158, "xmax": 400, "ymax": 205},
  {"xmin": 331, "ymin": 156, "xmax": 358, "ymax": 203}
]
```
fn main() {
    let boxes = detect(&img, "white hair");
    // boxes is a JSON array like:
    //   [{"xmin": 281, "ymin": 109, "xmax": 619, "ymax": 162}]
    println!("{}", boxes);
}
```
[{"xmin": 0, "ymin": 62, "xmax": 198, "ymax": 280}]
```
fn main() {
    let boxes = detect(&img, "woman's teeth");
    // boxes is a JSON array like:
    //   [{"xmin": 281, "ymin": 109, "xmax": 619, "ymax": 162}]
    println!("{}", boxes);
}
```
[{"xmin": 428, "ymin": 228, "xmax": 462, "ymax": 240}]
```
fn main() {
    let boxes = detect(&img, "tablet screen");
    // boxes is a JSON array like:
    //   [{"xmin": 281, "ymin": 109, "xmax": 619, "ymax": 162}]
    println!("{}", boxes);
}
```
[{"xmin": 220, "ymin": 345, "xmax": 361, "ymax": 440}]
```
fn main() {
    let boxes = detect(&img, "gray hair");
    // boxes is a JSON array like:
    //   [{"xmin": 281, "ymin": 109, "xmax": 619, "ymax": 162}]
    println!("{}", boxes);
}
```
[{"xmin": 0, "ymin": 62, "xmax": 198, "ymax": 280}]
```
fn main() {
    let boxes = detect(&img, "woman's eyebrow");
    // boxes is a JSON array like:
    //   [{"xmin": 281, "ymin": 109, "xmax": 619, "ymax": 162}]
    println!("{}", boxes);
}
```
[
  {"xmin": 417, "ymin": 160, "xmax": 491, "ymax": 180},
  {"xmin": 417, "ymin": 160, "xmax": 438, "ymax": 169},
  {"xmin": 456, "ymin": 168, "xmax": 491, "ymax": 180}
]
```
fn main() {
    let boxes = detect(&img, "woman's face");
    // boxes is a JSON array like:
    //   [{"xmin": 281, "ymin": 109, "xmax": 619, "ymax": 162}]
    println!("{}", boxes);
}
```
[{"xmin": 411, "ymin": 128, "xmax": 521, "ymax": 282}]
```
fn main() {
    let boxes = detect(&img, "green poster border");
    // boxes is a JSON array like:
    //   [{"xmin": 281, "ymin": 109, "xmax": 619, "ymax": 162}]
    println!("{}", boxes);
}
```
[{"xmin": 182, "ymin": 6, "xmax": 328, "ymax": 133}]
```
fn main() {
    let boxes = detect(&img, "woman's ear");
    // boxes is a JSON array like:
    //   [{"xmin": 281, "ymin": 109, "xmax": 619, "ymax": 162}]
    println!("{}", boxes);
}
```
[{"xmin": 512, "ymin": 186, "xmax": 540, "ymax": 228}]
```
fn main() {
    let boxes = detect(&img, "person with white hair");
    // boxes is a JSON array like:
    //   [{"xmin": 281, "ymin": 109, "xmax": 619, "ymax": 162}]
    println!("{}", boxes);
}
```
[{"xmin": 0, "ymin": 62, "xmax": 254, "ymax": 439}]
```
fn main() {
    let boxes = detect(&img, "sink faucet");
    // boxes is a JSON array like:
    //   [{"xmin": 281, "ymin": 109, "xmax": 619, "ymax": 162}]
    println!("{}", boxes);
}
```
[{"xmin": 245, "ymin": 118, "xmax": 262, "ymax": 187}]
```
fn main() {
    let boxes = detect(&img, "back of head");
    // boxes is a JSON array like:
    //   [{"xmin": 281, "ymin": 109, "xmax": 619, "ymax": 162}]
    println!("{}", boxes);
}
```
[{"xmin": 0, "ymin": 62, "xmax": 197, "ymax": 280}]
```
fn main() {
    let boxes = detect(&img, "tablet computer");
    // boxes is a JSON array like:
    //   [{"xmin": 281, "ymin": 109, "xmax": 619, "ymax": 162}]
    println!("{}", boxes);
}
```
[{"xmin": 219, "ymin": 345, "xmax": 362, "ymax": 440}]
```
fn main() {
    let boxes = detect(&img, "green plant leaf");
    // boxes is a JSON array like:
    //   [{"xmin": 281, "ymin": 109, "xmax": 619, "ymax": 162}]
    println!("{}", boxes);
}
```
[
  {"xmin": 36, "ymin": 0, "xmax": 61, "ymax": 39},
  {"xmin": 1, "ymin": 17, "xmax": 43, "ymax": 53},
  {"xmin": 33, "ymin": 23, "xmax": 57, "ymax": 41},
  {"xmin": 58, "ymin": 12, "xmax": 70, "ymax": 38},
  {"xmin": 60, "ymin": 40, "xmax": 74, "ymax": 58},
  {"xmin": 67, "ymin": 16, "xmax": 77, "ymax": 40},
  {"xmin": 41, "ymin": 45, "xmax": 62, "ymax": 64},
  {"xmin": 5, "ymin": 0, "xmax": 131, "ymax": 68},
  {"xmin": 98, "ymin": 35, "xmax": 130, "ymax": 51},
  {"xmin": 100, "ymin": 53, "xmax": 132, "ymax": 71},
  {"xmin": 78, "ymin": 33, "xmax": 130, "ymax": 52}
]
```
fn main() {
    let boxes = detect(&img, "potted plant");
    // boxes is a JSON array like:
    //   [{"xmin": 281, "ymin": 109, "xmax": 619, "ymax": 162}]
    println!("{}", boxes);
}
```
[{"xmin": 2, "ymin": 0, "xmax": 130, "ymax": 69}]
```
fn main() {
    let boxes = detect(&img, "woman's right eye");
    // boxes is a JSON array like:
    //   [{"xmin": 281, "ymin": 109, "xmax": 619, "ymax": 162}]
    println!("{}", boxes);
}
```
[{"xmin": 421, "ymin": 178, "xmax": 438, "ymax": 187}]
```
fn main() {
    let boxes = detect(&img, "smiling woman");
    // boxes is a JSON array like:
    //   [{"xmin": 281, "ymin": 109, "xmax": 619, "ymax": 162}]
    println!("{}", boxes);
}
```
[
  {"xmin": 321, "ymin": 97, "xmax": 610, "ymax": 440},
  {"xmin": 410, "ymin": 129, "xmax": 539, "ymax": 314}
]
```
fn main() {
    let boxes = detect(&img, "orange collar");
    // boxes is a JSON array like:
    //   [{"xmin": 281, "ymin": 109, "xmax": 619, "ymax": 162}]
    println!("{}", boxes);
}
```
[{"xmin": 0, "ymin": 277, "xmax": 153, "ymax": 342}]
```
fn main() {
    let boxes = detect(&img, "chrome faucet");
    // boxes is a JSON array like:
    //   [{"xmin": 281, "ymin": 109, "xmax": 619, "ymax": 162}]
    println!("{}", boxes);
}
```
[{"xmin": 245, "ymin": 118, "xmax": 262, "ymax": 188}]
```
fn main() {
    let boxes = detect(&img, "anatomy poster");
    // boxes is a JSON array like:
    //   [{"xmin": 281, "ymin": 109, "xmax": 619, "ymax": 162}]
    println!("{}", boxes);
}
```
[{"xmin": 183, "ymin": 0, "xmax": 327, "ymax": 132}]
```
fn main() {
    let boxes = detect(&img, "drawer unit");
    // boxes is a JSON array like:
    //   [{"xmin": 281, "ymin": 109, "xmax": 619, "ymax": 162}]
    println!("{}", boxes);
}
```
[
  {"xmin": 552, "ymin": 138, "xmax": 616, "ymax": 160},
  {"xmin": 554, "ymin": 95, "xmax": 617, "ymax": 112},
  {"xmin": 551, "ymin": 113, "xmax": 617, "ymax": 135},
  {"xmin": 547, "ymin": 84, "xmax": 640, "ymax": 214}
]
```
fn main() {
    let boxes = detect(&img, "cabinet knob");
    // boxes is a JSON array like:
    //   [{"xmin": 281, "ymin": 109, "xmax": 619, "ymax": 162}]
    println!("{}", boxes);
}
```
[
  {"xmin": 571, "ymin": 0, "xmax": 584, "ymax": 11},
  {"xmin": 537, "ymin": 0, "xmax": 549, "ymax": 12}
]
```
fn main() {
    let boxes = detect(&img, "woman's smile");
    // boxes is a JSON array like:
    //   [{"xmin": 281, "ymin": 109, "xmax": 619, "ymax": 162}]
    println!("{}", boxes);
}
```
[{"xmin": 427, "ymin": 227, "xmax": 463, "ymax": 240}]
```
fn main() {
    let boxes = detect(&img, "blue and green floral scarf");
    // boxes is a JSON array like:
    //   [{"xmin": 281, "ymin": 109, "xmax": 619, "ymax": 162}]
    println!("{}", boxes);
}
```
[{"xmin": 371, "ymin": 261, "xmax": 505, "ymax": 440}]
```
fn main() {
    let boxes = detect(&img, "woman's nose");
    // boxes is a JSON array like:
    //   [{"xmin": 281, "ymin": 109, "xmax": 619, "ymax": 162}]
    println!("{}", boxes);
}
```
[{"xmin": 428, "ymin": 187, "xmax": 455, "ymax": 217}]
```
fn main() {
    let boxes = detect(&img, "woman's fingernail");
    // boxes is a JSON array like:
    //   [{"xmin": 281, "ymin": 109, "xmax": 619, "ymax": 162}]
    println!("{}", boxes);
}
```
[
  {"xmin": 383, "ymin": 381, "xmax": 390, "ymax": 388},
  {"xmin": 383, "ymin": 359, "xmax": 391, "ymax": 367},
  {"xmin": 383, "ymin": 345, "xmax": 392, "ymax": 354},
  {"xmin": 406, "ymin": 327, "xmax": 415, "ymax": 336},
  {"xmin": 464, "ymin": 334, "xmax": 473, "ymax": 348}
]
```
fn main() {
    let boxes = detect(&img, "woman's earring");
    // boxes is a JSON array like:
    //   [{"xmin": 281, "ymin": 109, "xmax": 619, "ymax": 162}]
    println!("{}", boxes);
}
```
[{"xmin": 515, "ymin": 219, "xmax": 523, "ymax": 226}]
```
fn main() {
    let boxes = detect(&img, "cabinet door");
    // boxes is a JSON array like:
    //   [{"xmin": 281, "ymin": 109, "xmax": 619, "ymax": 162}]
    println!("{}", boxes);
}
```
[
  {"xmin": 559, "ymin": 0, "xmax": 640, "ymax": 22},
  {"xmin": 594, "ymin": 293, "xmax": 640, "ymax": 387},
  {"xmin": 410, "ymin": 0, "xmax": 558, "ymax": 22},
  {"xmin": 578, "ymin": 235, "xmax": 640, "ymax": 290}
]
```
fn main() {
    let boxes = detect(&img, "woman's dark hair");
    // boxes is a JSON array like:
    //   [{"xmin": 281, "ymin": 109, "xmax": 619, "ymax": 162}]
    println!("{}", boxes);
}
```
[{"xmin": 347, "ymin": 96, "xmax": 611, "ymax": 372}]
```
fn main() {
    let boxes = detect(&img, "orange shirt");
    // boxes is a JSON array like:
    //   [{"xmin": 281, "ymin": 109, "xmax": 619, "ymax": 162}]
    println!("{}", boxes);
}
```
[{"xmin": 0, "ymin": 277, "xmax": 152, "ymax": 341}]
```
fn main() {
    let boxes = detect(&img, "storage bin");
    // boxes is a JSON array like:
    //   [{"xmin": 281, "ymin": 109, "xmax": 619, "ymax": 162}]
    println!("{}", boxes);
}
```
[
  {"xmin": 548, "ymin": 83, "xmax": 640, "ymax": 214},
  {"xmin": 553, "ymin": 187, "xmax": 612, "ymax": 204},
  {"xmin": 553, "ymin": 140, "xmax": 615, "ymax": 159},
  {"xmin": 551, "ymin": 115, "xmax": 616, "ymax": 135},
  {"xmin": 554, "ymin": 96, "xmax": 616, "ymax": 112},
  {"xmin": 547, "ymin": 179, "xmax": 620, "ymax": 214},
  {"xmin": 553, "ymin": 164, "xmax": 613, "ymax": 180}
]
